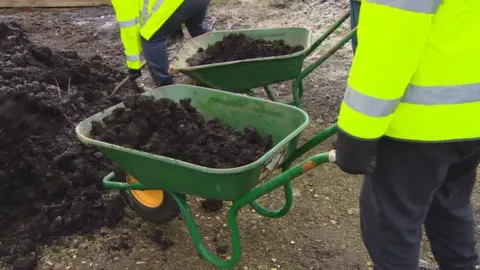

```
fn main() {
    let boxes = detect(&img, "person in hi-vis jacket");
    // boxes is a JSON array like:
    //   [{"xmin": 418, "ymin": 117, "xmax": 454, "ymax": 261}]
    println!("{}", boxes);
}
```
[
  {"xmin": 336, "ymin": 0, "xmax": 480, "ymax": 269},
  {"xmin": 111, "ymin": 0, "xmax": 211, "ymax": 86}
]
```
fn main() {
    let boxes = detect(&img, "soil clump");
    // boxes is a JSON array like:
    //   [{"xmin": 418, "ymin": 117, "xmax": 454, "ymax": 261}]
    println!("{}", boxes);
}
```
[
  {"xmin": 90, "ymin": 95, "xmax": 273, "ymax": 168},
  {"xmin": 186, "ymin": 33, "xmax": 304, "ymax": 66}
]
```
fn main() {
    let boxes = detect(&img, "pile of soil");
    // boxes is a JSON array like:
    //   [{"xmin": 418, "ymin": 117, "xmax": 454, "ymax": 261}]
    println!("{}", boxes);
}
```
[
  {"xmin": 0, "ymin": 21, "xmax": 139, "ymax": 269},
  {"xmin": 0, "ymin": 91, "xmax": 57, "ymax": 149},
  {"xmin": 90, "ymin": 95, "xmax": 273, "ymax": 168},
  {"xmin": 186, "ymin": 33, "xmax": 304, "ymax": 66}
]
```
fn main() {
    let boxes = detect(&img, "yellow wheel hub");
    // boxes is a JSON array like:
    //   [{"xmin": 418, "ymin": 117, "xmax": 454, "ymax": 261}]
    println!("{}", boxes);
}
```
[{"xmin": 127, "ymin": 175, "xmax": 164, "ymax": 208}]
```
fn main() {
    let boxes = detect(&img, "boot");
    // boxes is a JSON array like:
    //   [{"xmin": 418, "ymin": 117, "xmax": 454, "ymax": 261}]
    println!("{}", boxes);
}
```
[
  {"xmin": 419, "ymin": 260, "xmax": 438, "ymax": 270},
  {"xmin": 166, "ymin": 27, "xmax": 184, "ymax": 47}
]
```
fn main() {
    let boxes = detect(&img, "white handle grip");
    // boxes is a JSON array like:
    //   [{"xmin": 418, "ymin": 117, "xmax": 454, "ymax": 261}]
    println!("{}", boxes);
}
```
[{"xmin": 328, "ymin": 150, "xmax": 336, "ymax": 163}]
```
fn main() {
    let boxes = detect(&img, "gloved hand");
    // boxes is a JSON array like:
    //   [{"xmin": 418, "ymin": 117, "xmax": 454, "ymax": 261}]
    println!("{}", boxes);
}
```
[
  {"xmin": 334, "ymin": 129, "xmax": 377, "ymax": 175},
  {"xmin": 128, "ymin": 69, "xmax": 142, "ymax": 81}
]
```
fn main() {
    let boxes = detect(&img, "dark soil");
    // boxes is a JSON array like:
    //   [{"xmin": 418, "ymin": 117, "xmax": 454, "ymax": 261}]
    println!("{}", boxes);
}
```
[
  {"xmin": 152, "ymin": 230, "xmax": 175, "ymax": 251},
  {"xmin": 90, "ymin": 95, "xmax": 273, "ymax": 169},
  {"xmin": 186, "ymin": 33, "xmax": 304, "ymax": 66},
  {"xmin": 0, "ymin": 21, "xmax": 140, "ymax": 269},
  {"xmin": 0, "ymin": 91, "xmax": 56, "ymax": 149},
  {"xmin": 201, "ymin": 198, "xmax": 224, "ymax": 212}
]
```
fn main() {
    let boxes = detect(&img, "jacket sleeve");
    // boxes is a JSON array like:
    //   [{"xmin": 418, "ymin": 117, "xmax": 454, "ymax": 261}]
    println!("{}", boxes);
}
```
[
  {"xmin": 111, "ymin": 0, "xmax": 142, "ymax": 70},
  {"xmin": 337, "ymin": 0, "xmax": 438, "ymax": 140}
]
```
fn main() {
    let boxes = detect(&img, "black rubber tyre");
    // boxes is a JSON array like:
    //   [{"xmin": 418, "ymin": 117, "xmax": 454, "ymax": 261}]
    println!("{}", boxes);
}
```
[{"xmin": 114, "ymin": 168, "xmax": 180, "ymax": 224}]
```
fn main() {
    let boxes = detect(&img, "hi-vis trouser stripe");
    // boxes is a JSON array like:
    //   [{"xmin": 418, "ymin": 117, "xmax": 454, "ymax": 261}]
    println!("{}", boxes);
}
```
[
  {"xmin": 366, "ymin": 0, "xmax": 441, "ymax": 13},
  {"xmin": 118, "ymin": 17, "xmax": 139, "ymax": 28},
  {"xmin": 125, "ymin": 54, "xmax": 141, "ymax": 61},
  {"xmin": 343, "ymin": 83, "xmax": 480, "ymax": 118},
  {"xmin": 141, "ymin": 0, "xmax": 166, "ymax": 26}
]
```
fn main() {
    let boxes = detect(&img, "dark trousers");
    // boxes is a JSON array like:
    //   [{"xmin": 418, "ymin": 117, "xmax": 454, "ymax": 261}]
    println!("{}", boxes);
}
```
[
  {"xmin": 349, "ymin": 0, "xmax": 361, "ymax": 53},
  {"xmin": 141, "ymin": 0, "xmax": 211, "ymax": 86},
  {"xmin": 361, "ymin": 138, "xmax": 480, "ymax": 270}
]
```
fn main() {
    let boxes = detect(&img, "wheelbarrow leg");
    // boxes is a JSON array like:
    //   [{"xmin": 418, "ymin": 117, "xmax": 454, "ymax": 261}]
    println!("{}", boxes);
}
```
[
  {"xmin": 244, "ymin": 89, "xmax": 256, "ymax": 96},
  {"xmin": 291, "ymin": 29, "xmax": 356, "ymax": 107},
  {"xmin": 263, "ymin": 85, "xmax": 278, "ymax": 102},
  {"xmin": 250, "ymin": 124, "xmax": 338, "ymax": 217},
  {"xmin": 250, "ymin": 183, "xmax": 293, "ymax": 218},
  {"xmin": 168, "ymin": 152, "xmax": 337, "ymax": 269},
  {"xmin": 170, "ymin": 192, "xmax": 243, "ymax": 269}
]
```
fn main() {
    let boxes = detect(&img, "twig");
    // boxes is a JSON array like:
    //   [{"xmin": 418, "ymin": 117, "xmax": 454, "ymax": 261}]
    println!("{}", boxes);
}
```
[
  {"xmin": 109, "ymin": 61, "xmax": 147, "ymax": 96},
  {"xmin": 67, "ymin": 76, "xmax": 72, "ymax": 94},
  {"xmin": 209, "ymin": 17, "xmax": 218, "ymax": 30},
  {"xmin": 54, "ymin": 78, "xmax": 62, "ymax": 97}
]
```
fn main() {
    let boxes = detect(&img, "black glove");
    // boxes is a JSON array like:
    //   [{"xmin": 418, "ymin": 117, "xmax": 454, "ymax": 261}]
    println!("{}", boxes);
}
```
[
  {"xmin": 334, "ymin": 129, "xmax": 377, "ymax": 175},
  {"xmin": 128, "ymin": 69, "xmax": 142, "ymax": 81}
]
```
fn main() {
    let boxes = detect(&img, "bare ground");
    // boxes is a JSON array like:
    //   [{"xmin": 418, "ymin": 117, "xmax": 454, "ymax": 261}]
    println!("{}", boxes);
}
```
[{"xmin": 1, "ymin": 0, "xmax": 479, "ymax": 269}]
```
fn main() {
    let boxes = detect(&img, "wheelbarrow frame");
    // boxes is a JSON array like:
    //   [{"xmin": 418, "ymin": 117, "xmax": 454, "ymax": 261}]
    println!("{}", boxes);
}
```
[
  {"xmin": 76, "ymin": 85, "xmax": 339, "ymax": 269},
  {"xmin": 100, "ymin": 125, "xmax": 338, "ymax": 269}
]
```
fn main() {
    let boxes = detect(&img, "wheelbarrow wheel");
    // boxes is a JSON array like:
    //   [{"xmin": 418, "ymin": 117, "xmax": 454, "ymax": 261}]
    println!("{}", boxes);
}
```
[{"xmin": 114, "ymin": 168, "xmax": 180, "ymax": 224}]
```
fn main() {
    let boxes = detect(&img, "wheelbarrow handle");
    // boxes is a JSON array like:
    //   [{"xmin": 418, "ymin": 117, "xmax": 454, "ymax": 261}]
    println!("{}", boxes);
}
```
[
  {"xmin": 102, "ymin": 172, "xmax": 147, "ymax": 190},
  {"xmin": 306, "ymin": 9, "xmax": 351, "ymax": 56}
]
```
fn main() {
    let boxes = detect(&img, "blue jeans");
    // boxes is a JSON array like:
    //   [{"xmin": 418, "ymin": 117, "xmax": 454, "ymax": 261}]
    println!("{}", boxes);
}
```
[
  {"xmin": 141, "ymin": 0, "xmax": 211, "ymax": 86},
  {"xmin": 349, "ymin": 0, "xmax": 361, "ymax": 54}
]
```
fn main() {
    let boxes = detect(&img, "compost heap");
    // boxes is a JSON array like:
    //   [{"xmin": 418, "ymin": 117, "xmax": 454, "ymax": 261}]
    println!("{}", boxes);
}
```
[
  {"xmin": 90, "ymin": 95, "xmax": 273, "ymax": 168},
  {"xmin": 186, "ymin": 33, "xmax": 304, "ymax": 66},
  {"xmin": 0, "ymin": 21, "xmax": 138, "ymax": 269}
]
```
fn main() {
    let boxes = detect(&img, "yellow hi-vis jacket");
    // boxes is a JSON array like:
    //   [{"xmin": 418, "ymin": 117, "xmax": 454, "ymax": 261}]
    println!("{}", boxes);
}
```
[
  {"xmin": 110, "ymin": 0, "xmax": 184, "ymax": 70},
  {"xmin": 338, "ymin": 0, "xmax": 480, "ymax": 142}
]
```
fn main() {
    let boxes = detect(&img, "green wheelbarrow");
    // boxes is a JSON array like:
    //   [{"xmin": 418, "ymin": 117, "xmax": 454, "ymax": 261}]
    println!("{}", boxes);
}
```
[
  {"xmin": 170, "ymin": 11, "xmax": 356, "ymax": 108},
  {"xmin": 75, "ymin": 84, "xmax": 338, "ymax": 269}
]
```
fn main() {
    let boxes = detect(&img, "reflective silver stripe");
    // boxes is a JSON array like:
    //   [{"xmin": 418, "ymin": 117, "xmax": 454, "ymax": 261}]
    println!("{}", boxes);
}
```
[
  {"xmin": 141, "ymin": 0, "xmax": 150, "ymax": 25},
  {"xmin": 367, "ymin": 0, "xmax": 441, "ymax": 14},
  {"xmin": 152, "ymin": 0, "xmax": 165, "ymax": 13},
  {"xmin": 142, "ymin": 0, "xmax": 165, "ymax": 26},
  {"xmin": 125, "ymin": 54, "xmax": 141, "ymax": 61},
  {"xmin": 344, "ymin": 83, "xmax": 480, "ymax": 117},
  {"xmin": 403, "ymin": 83, "xmax": 480, "ymax": 105},
  {"xmin": 118, "ymin": 17, "xmax": 139, "ymax": 28},
  {"xmin": 343, "ymin": 86, "xmax": 400, "ymax": 117}
]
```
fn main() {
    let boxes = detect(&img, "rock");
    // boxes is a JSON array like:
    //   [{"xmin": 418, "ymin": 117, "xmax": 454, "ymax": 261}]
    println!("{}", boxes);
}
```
[
  {"xmin": 62, "ymin": 51, "xmax": 79, "ymax": 59},
  {"xmin": 51, "ymin": 216, "xmax": 63, "ymax": 229},
  {"xmin": 347, "ymin": 208, "xmax": 359, "ymax": 215},
  {"xmin": 315, "ymin": 118, "xmax": 325, "ymax": 124},
  {"xmin": 93, "ymin": 21, "xmax": 119, "ymax": 39},
  {"xmin": 152, "ymin": 230, "xmax": 174, "ymax": 251},
  {"xmin": 53, "ymin": 263, "xmax": 65, "ymax": 270},
  {"xmin": 216, "ymin": 245, "xmax": 228, "ymax": 255}
]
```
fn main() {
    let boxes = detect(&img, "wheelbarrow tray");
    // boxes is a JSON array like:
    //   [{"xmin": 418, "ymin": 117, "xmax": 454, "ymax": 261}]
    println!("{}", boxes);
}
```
[
  {"xmin": 76, "ymin": 85, "xmax": 309, "ymax": 201},
  {"xmin": 170, "ymin": 27, "xmax": 312, "ymax": 92}
]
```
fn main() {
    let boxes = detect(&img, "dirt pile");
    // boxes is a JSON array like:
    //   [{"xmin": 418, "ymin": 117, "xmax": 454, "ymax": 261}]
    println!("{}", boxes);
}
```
[
  {"xmin": 0, "ymin": 91, "xmax": 57, "ymax": 149},
  {"xmin": 90, "ymin": 95, "xmax": 273, "ymax": 168},
  {"xmin": 0, "ymin": 21, "xmax": 138, "ymax": 269},
  {"xmin": 186, "ymin": 33, "xmax": 304, "ymax": 66}
]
